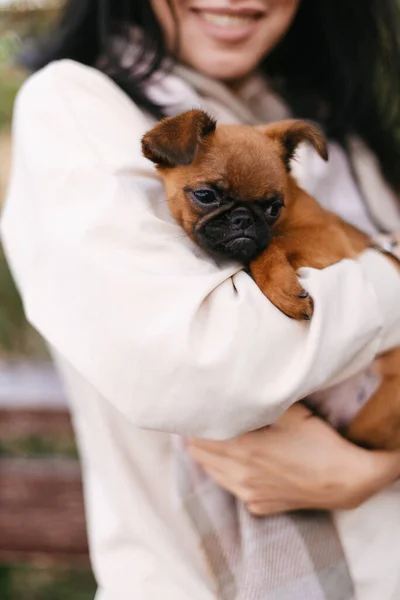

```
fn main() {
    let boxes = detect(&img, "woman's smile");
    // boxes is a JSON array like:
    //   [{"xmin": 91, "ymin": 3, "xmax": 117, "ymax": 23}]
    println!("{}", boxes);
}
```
[{"xmin": 190, "ymin": 4, "xmax": 268, "ymax": 43}]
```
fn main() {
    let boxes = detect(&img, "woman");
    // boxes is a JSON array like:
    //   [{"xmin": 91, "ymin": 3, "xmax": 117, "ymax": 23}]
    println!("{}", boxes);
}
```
[{"xmin": 3, "ymin": 0, "xmax": 400, "ymax": 598}]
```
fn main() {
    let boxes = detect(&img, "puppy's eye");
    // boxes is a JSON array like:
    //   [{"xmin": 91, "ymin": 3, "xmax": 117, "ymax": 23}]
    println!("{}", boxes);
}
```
[
  {"xmin": 265, "ymin": 197, "xmax": 284, "ymax": 222},
  {"xmin": 193, "ymin": 188, "xmax": 219, "ymax": 206}
]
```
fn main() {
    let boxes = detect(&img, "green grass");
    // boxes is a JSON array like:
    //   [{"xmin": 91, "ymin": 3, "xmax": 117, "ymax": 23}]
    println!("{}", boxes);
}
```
[
  {"xmin": 0, "ymin": 70, "xmax": 22, "ymax": 131},
  {"xmin": 0, "ymin": 27, "xmax": 31, "ymax": 354},
  {"xmin": 0, "ymin": 245, "xmax": 26, "ymax": 351},
  {"xmin": 0, "ymin": 242, "xmax": 48, "ymax": 357},
  {"xmin": 0, "ymin": 35, "xmax": 26, "ymax": 132},
  {"xmin": 0, "ymin": 436, "xmax": 79, "ymax": 459},
  {"xmin": 0, "ymin": 565, "xmax": 96, "ymax": 600}
]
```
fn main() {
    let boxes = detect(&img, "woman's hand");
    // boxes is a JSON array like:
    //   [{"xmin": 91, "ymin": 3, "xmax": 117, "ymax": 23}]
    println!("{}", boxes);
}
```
[{"xmin": 187, "ymin": 404, "xmax": 400, "ymax": 516}]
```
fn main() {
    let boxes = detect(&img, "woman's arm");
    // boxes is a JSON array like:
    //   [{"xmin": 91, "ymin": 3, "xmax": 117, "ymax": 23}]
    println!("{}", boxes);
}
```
[
  {"xmin": 188, "ymin": 404, "xmax": 400, "ymax": 513},
  {"xmin": 2, "ymin": 60, "xmax": 400, "ymax": 438}
]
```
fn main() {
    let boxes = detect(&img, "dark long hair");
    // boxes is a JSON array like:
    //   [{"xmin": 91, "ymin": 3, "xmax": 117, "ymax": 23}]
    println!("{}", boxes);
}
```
[{"xmin": 26, "ymin": 0, "xmax": 400, "ymax": 190}]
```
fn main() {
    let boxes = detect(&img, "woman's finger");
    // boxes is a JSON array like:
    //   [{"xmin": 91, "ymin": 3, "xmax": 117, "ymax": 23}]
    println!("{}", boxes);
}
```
[
  {"xmin": 198, "ymin": 463, "xmax": 300, "ymax": 512},
  {"xmin": 272, "ymin": 403, "xmax": 313, "ymax": 427},
  {"xmin": 187, "ymin": 446, "xmax": 260, "ymax": 498},
  {"xmin": 188, "ymin": 445, "xmax": 249, "ymax": 480},
  {"xmin": 187, "ymin": 445, "xmax": 227, "ymax": 467},
  {"xmin": 198, "ymin": 464, "xmax": 265, "ymax": 504},
  {"xmin": 187, "ymin": 437, "xmax": 244, "ymax": 459},
  {"xmin": 196, "ymin": 465, "xmax": 240, "ymax": 496},
  {"xmin": 246, "ymin": 499, "xmax": 298, "ymax": 517}
]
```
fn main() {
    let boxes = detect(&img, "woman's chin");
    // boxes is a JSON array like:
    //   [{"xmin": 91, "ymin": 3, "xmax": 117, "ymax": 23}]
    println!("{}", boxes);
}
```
[{"xmin": 181, "ymin": 51, "xmax": 260, "ymax": 82}]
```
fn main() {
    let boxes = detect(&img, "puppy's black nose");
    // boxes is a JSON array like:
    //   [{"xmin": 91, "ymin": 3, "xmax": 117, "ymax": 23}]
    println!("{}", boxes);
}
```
[{"xmin": 230, "ymin": 208, "xmax": 253, "ymax": 230}]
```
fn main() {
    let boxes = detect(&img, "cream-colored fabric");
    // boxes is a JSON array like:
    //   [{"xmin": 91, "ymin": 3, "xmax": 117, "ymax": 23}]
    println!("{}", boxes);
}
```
[{"xmin": 2, "ymin": 59, "xmax": 400, "ymax": 599}]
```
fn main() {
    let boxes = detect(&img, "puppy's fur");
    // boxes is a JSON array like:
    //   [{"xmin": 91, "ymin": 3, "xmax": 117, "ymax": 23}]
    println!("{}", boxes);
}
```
[{"xmin": 142, "ymin": 110, "xmax": 400, "ymax": 450}]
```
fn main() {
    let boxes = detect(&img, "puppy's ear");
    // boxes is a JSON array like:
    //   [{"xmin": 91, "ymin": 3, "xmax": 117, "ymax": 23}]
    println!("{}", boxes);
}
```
[
  {"xmin": 142, "ymin": 109, "xmax": 216, "ymax": 168},
  {"xmin": 258, "ymin": 119, "xmax": 328, "ymax": 171}
]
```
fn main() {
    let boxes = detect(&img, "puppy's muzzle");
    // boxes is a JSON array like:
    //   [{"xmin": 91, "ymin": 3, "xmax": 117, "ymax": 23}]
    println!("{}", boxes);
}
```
[{"xmin": 194, "ymin": 204, "xmax": 271, "ymax": 263}]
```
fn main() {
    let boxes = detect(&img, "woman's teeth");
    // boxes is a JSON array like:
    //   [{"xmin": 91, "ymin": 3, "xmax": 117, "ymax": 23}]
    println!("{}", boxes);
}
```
[{"xmin": 201, "ymin": 12, "xmax": 256, "ymax": 28}]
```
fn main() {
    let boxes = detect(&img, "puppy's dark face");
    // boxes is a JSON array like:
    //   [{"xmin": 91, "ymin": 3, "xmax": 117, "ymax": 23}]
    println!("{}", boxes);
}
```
[
  {"xmin": 187, "ymin": 185, "xmax": 284, "ymax": 263},
  {"xmin": 142, "ymin": 111, "xmax": 328, "ymax": 265}
]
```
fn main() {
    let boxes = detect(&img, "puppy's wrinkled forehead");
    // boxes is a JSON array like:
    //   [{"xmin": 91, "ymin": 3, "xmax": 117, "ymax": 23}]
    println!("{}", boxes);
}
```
[{"xmin": 188, "ymin": 125, "xmax": 287, "ymax": 200}]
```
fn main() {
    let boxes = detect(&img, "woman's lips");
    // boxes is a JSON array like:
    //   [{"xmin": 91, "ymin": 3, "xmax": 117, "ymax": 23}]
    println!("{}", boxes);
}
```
[
  {"xmin": 191, "ymin": 8, "xmax": 265, "ymax": 43},
  {"xmin": 203, "ymin": 12, "xmax": 256, "ymax": 27}
]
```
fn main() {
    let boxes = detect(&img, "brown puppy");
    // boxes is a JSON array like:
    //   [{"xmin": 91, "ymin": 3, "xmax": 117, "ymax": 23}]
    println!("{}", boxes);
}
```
[{"xmin": 142, "ymin": 109, "xmax": 400, "ymax": 450}]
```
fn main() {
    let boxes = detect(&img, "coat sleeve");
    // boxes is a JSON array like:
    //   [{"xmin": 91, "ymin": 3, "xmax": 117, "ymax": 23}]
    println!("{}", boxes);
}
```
[{"xmin": 2, "ymin": 60, "xmax": 400, "ymax": 439}]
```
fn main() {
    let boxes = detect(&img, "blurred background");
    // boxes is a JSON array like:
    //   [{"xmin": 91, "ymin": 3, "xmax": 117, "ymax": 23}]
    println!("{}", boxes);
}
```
[{"xmin": 0, "ymin": 1, "xmax": 96, "ymax": 598}]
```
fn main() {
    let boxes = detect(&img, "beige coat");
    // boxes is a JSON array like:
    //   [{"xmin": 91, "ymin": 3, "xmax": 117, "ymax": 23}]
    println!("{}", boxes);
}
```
[{"xmin": 2, "ymin": 59, "xmax": 400, "ymax": 600}]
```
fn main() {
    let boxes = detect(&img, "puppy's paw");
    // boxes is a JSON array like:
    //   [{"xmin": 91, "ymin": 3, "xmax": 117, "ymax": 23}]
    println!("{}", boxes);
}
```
[
  {"xmin": 250, "ymin": 250, "xmax": 314, "ymax": 320},
  {"xmin": 268, "ymin": 281, "xmax": 314, "ymax": 321},
  {"xmin": 253, "ymin": 267, "xmax": 314, "ymax": 320}
]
